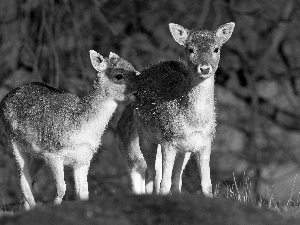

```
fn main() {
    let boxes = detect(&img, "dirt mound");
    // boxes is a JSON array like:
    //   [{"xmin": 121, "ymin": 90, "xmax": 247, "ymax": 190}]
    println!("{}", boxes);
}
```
[{"xmin": 1, "ymin": 194, "xmax": 299, "ymax": 225}]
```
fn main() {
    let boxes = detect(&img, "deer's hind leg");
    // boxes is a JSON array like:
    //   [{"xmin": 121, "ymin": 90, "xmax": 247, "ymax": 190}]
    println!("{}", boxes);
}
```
[
  {"xmin": 11, "ymin": 141, "xmax": 36, "ymax": 210},
  {"xmin": 117, "ymin": 124, "xmax": 146, "ymax": 194},
  {"xmin": 73, "ymin": 163, "xmax": 90, "ymax": 200},
  {"xmin": 139, "ymin": 133, "xmax": 158, "ymax": 194},
  {"xmin": 44, "ymin": 156, "xmax": 66, "ymax": 205},
  {"xmin": 127, "ymin": 150, "xmax": 147, "ymax": 195},
  {"xmin": 22, "ymin": 158, "xmax": 44, "ymax": 209},
  {"xmin": 117, "ymin": 106, "xmax": 147, "ymax": 194}
]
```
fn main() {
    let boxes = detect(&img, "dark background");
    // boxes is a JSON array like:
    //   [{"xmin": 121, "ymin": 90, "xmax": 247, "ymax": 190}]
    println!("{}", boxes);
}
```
[{"xmin": 0, "ymin": 0, "xmax": 300, "ymax": 207}]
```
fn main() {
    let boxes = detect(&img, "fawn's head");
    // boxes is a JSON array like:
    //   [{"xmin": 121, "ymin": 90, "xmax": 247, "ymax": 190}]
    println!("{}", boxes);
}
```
[
  {"xmin": 169, "ymin": 22, "xmax": 235, "ymax": 79},
  {"xmin": 90, "ymin": 50, "xmax": 138, "ymax": 101}
]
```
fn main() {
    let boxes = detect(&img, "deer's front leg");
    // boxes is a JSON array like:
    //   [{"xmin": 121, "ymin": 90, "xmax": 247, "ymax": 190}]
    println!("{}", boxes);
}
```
[
  {"xmin": 160, "ymin": 145, "xmax": 177, "ymax": 194},
  {"xmin": 195, "ymin": 143, "xmax": 213, "ymax": 197},
  {"xmin": 171, "ymin": 152, "xmax": 191, "ymax": 193}
]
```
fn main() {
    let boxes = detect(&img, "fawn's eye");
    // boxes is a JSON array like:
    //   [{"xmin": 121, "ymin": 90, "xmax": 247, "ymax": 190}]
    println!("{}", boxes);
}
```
[
  {"xmin": 214, "ymin": 47, "xmax": 220, "ymax": 53},
  {"xmin": 115, "ymin": 74, "xmax": 124, "ymax": 80},
  {"xmin": 188, "ymin": 48, "xmax": 194, "ymax": 53}
]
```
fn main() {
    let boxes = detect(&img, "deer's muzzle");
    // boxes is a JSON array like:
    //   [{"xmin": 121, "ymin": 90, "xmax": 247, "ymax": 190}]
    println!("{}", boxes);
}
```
[{"xmin": 197, "ymin": 64, "xmax": 213, "ymax": 77}]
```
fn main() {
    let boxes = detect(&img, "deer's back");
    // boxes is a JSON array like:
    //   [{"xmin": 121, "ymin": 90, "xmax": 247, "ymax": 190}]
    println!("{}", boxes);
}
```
[
  {"xmin": 137, "ymin": 61, "xmax": 190, "ymax": 103},
  {"xmin": 0, "ymin": 82, "xmax": 80, "ymax": 153}
]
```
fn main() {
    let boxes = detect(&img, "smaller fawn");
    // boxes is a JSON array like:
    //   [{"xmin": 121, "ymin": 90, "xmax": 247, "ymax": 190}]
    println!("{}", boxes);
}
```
[
  {"xmin": 0, "ymin": 51, "xmax": 138, "ymax": 210},
  {"xmin": 118, "ymin": 22, "xmax": 235, "ymax": 196}
]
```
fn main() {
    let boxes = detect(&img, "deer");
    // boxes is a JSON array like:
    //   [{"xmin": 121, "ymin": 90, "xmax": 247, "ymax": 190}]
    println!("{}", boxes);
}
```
[
  {"xmin": 117, "ymin": 22, "xmax": 235, "ymax": 196},
  {"xmin": 0, "ymin": 50, "xmax": 138, "ymax": 210}
]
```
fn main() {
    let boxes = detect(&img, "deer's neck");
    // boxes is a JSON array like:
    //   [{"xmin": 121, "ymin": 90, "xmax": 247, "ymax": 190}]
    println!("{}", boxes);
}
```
[
  {"xmin": 77, "ymin": 81, "xmax": 118, "ymax": 132},
  {"xmin": 187, "ymin": 74, "xmax": 215, "ymax": 104},
  {"xmin": 185, "ymin": 74, "xmax": 215, "ymax": 117},
  {"xmin": 180, "ymin": 74, "xmax": 216, "ymax": 136}
]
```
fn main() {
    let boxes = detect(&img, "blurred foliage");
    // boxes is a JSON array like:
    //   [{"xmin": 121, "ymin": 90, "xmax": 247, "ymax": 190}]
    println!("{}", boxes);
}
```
[{"xmin": 1, "ymin": 0, "xmax": 300, "ymax": 208}]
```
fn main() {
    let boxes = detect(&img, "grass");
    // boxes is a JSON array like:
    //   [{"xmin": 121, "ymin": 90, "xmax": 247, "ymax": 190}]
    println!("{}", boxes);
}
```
[
  {"xmin": 214, "ymin": 172, "xmax": 252, "ymax": 205},
  {"xmin": 214, "ymin": 172, "xmax": 300, "ymax": 218}
]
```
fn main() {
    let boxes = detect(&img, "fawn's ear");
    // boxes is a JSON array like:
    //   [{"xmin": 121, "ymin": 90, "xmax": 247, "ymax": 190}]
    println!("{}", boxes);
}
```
[
  {"xmin": 169, "ymin": 23, "xmax": 189, "ymax": 46},
  {"xmin": 109, "ymin": 52, "xmax": 121, "ymax": 65},
  {"xmin": 215, "ymin": 22, "xmax": 235, "ymax": 44},
  {"xmin": 109, "ymin": 52, "xmax": 120, "ymax": 59},
  {"xmin": 90, "ymin": 50, "xmax": 107, "ymax": 72}
]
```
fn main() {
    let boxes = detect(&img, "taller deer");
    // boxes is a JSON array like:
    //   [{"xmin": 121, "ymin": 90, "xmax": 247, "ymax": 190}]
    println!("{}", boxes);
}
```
[
  {"xmin": 0, "ymin": 51, "xmax": 138, "ymax": 209},
  {"xmin": 117, "ymin": 22, "xmax": 235, "ymax": 196}
]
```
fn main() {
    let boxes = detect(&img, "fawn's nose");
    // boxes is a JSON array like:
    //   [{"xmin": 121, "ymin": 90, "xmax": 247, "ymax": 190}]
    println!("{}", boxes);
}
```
[{"xmin": 197, "ymin": 64, "xmax": 212, "ymax": 75}]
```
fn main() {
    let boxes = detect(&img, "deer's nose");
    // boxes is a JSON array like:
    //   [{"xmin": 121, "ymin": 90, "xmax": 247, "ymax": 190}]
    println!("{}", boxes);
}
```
[{"xmin": 197, "ymin": 64, "xmax": 212, "ymax": 75}]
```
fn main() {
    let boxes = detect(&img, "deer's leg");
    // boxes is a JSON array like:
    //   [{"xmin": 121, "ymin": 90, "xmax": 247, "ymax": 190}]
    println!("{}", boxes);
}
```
[
  {"xmin": 129, "ymin": 137, "xmax": 146, "ymax": 195},
  {"xmin": 129, "ymin": 166, "xmax": 146, "ymax": 194},
  {"xmin": 11, "ymin": 141, "xmax": 36, "ymax": 210},
  {"xmin": 196, "ymin": 144, "xmax": 213, "ymax": 197},
  {"xmin": 127, "ymin": 151, "xmax": 146, "ymax": 195},
  {"xmin": 117, "ymin": 130, "xmax": 146, "ymax": 194},
  {"xmin": 139, "ymin": 135, "xmax": 158, "ymax": 194},
  {"xmin": 73, "ymin": 164, "xmax": 90, "ymax": 200},
  {"xmin": 45, "ymin": 157, "xmax": 66, "ymax": 204},
  {"xmin": 171, "ymin": 152, "xmax": 191, "ymax": 193},
  {"xmin": 21, "ymin": 158, "xmax": 44, "ymax": 209},
  {"xmin": 154, "ymin": 145, "xmax": 162, "ymax": 194},
  {"xmin": 117, "ymin": 107, "xmax": 147, "ymax": 194},
  {"xmin": 159, "ymin": 145, "xmax": 177, "ymax": 195}
]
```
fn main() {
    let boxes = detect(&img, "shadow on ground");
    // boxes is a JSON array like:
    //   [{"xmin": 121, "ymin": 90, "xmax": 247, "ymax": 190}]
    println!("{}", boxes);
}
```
[{"xmin": 1, "ymin": 194, "xmax": 299, "ymax": 225}]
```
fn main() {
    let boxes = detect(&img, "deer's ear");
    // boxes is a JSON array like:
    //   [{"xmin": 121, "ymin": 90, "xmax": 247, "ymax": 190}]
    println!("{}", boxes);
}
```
[
  {"xmin": 109, "ymin": 52, "xmax": 120, "ymax": 59},
  {"xmin": 215, "ymin": 22, "xmax": 235, "ymax": 44},
  {"xmin": 169, "ymin": 23, "xmax": 189, "ymax": 46},
  {"xmin": 90, "ymin": 50, "xmax": 107, "ymax": 72},
  {"xmin": 108, "ymin": 52, "xmax": 121, "ymax": 65}
]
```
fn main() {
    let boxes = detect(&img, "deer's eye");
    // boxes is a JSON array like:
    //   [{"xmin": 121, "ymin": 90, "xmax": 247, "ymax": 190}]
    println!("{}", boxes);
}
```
[
  {"xmin": 214, "ymin": 47, "xmax": 220, "ymax": 53},
  {"xmin": 188, "ymin": 48, "xmax": 194, "ymax": 53},
  {"xmin": 115, "ymin": 74, "xmax": 124, "ymax": 80}
]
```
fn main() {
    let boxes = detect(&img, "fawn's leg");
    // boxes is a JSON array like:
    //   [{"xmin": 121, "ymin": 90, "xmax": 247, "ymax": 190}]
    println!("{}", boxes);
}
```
[
  {"xmin": 139, "ymin": 134, "xmax": 158, "ymax": 194},
  {"xmin": 195, "ymin": 144, "xmax": 213, "ymax": 197},
  {"xmin": 45, "ymin": 156, "xmax": 66, "ymax": 204},
  {"xmin": 73, "ymin": 164, "xmax": 90, "ymax": 200},
  {"xmin": 171, "ymin": 152, "xmax": 191, "ymax": 193},
  {"xmin": 11, "ymin": 141, "xmax": 36, "ymax": 210},
  {"xmin": 22, "ymin": 158, "xmax": 44, "ymax": 209},
  {"xmin": 159, "ymin": 145, "xmax": 177, "ymax": 194}
]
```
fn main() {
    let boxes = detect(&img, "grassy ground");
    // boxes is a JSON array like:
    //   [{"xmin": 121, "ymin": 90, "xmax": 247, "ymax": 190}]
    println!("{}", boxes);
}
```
[
  {"xmin": 1, "ymin": 194, "xmax": 300, "ymax": 225},
  {"xmin": 1, "ymin": 170, "xmax": 300, "ymax": 224},
  {"xmin": 1, "ymin": 126, "xmax": 300, "ymax": 223}
]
